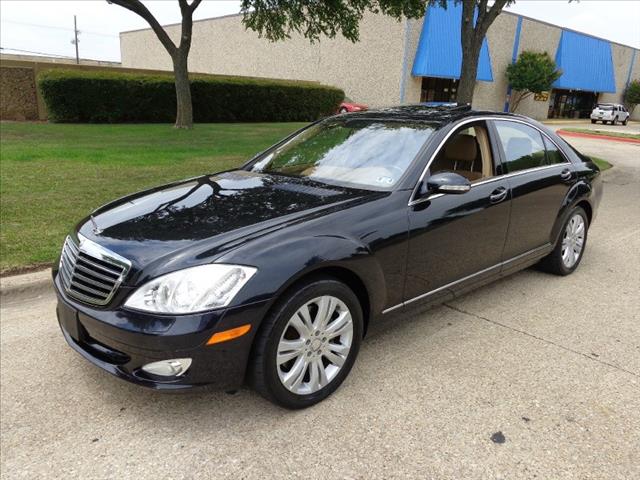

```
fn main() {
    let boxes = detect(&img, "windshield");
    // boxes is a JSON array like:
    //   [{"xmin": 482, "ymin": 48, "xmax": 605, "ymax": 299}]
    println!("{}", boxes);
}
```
[
  {"xmin": 249, "ymin": 119, "xmax": 434, "ymax": 190},
  {"xmin": 596, "ymin": 105, "xmax": 614, "ymax": 110}
]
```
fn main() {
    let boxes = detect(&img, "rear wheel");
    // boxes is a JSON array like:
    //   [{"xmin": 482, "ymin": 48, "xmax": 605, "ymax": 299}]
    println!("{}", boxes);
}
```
[
  {"xmin": 623, "ymin": 117, "xmax": 628, "ymax": 126},
  {"xmin": 538, "ymin": 206, "xmax": 588, "ymax": 276},
  {"xmin": 249, "ymin": 277, "xmax": 363, "ymax": 409}
]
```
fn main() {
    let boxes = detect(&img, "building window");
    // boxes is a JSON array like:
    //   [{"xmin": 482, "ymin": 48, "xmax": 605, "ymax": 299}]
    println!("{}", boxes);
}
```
[
  {"xmin": 548, "ymin": 89, "xmax": 598, "ymax": 119},
  {"xmin": 420, "ymin": 77, "xmax": 459, "ymax": 103}
]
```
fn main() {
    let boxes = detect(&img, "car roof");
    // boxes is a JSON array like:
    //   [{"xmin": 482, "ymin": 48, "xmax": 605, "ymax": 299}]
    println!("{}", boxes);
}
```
[{"xmin": 335, "ymin": 104, "xmax": 523, "ymax": 126}]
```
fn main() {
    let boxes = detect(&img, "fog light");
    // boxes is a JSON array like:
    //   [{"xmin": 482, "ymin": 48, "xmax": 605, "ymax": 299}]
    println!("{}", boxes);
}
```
[{"xmin": 141, "ymin": 358, "xmax": 192, "ymax": 377}]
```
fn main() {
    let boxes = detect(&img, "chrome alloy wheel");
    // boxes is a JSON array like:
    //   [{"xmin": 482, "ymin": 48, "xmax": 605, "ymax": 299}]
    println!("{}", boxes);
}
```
[
  {"xmin": 277, "ymin": 296, "xmax": 353, "ymax": 395},
  {"xmin": 561, "ymin": 214, "xmax": 585, "ymax": 268}
]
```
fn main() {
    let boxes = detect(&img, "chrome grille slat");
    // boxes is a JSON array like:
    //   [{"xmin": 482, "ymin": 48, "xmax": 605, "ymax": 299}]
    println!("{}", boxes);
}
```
[
  {"xmin": 75, "ymin": 255, "xmax": 122, "ymax": 277},
  {"xmin": 61, "ymin": 248, "xmax": 77, "ymax": 269},
  {"xmin": 73, "ymin": 263, "xmax": 118, "ymax": 283},
  {"xmin": 72, "ymin": 271, "xmax": 114, "ymax": 291},
  {"xmin": 66, "ymin": 238, "xmax": 79, "ymax": 254},
  {"xmin": 59, "ymin": 259, "xmax": 73, "ymax": 288},
  {"xmin": 58, "ymin": 234, "xmax": 131, "ymax": 306},
  {"xmin": 70, "ymin": 280, "xmax": 110, "ymax": 298}
]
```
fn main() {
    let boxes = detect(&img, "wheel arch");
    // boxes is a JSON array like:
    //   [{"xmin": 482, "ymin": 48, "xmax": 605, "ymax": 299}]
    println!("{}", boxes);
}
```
[
  {"xmin": 261, "ymin": 264, "xmax": 373, "ymax": 338},
  {"xmin": 551, "ymin": 182, "xmax": 594, "ymax": 245},
  {"xmin": 576, "ymin": 199, "xmax": 593, "ymax": 225}
]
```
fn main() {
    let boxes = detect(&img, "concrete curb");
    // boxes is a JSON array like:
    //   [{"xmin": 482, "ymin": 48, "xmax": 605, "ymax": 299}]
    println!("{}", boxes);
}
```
[{"xmin": 0, "ymin": 269, "xmax": 53, "ymax": 303}]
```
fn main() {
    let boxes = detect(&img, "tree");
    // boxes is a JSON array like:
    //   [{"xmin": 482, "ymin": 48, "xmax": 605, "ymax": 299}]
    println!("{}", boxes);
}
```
[
  {"xmin": 506, "ymin": 51, "xmax": 561, "ymax": 112},
  {"xmin": 241, "ymin": 0, "xmax": 512, "ymax": 104},
  {"xmin": 624, "ymin": 79, "xmax": 640, "ymax": 112},
  {"xmin": 108, "ymin": 0, "xmax": 202, "ymax": 129},
  {"xmin": 108, "ymin": 1, "xmax": 516, "ymax": 128}
]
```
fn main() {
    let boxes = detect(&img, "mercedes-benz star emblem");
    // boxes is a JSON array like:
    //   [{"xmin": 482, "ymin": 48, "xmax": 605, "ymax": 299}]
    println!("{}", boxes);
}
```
[{"xmin": 90, "ymin": 215, "xmax": 103, "ymax": 235}]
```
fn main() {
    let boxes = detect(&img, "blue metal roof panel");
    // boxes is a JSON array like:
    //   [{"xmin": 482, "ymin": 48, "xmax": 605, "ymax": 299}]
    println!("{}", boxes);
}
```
[
  {"xmin": 412, "ymin": 3, "xmax": 493, "ymax": 82},
  {"xmin": 553, "ymin": 30, "xmax": 616, "ymax": 93}
]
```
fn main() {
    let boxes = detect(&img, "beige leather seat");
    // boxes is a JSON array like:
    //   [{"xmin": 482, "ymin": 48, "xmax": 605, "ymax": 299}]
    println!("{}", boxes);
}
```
[{"xmin": 437, "ymin": 134, "xmax": 483, "ymax": 181}]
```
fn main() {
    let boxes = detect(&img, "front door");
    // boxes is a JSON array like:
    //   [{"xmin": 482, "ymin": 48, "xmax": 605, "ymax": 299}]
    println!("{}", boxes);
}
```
[
  {"xmin": 491, "ymin": 120, "xmax": 575, "ymax": 261},
  {"xmin": 404, "ymin": 121, "xmax": 511, "ymax": 306}
]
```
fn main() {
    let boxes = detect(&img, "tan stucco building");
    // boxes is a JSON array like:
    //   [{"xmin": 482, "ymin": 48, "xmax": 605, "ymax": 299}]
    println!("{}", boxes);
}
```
[{"xmin": 120, "ymin": 6, "xmax": 640, "ymax": 120}]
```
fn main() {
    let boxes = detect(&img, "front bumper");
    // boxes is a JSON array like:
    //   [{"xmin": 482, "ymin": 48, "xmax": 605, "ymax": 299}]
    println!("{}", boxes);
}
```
[{"xmin": 54, "ymin": 273, "xmax": 271, "ymax": 390}]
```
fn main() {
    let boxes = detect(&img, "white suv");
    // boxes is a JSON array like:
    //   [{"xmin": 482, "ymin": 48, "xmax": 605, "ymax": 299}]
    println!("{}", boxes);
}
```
[{"xmin": 591, "ymin": 104, "xmax": 630, "ymax": 125}]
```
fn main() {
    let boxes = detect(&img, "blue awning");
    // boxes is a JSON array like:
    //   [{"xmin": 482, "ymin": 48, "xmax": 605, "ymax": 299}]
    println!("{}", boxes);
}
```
[
  {"xmin": 553, "ymin": 30, "xmax": 616, "ymax": 93},
  {"xmin": 412, "ymin": 3, "xmax": 493, "ymax": 82}
]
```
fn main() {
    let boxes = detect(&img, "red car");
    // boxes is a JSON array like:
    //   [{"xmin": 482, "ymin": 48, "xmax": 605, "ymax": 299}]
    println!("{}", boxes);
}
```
[{"xmin": 338, "ymin": 101, "xmax": 368, "ymax": 114}]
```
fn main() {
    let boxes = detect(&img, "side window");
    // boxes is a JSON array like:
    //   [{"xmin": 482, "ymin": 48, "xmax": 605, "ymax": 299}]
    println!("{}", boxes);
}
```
[
  {"xmin": 494, "ymin": 121, "xmax": 547, "ymax": 173},
  {"xmin": 428, "ymin": 122, "xmax": 495, "ymax": 183},
  {"xmin": 542, "ymin": 136, "xmax": 567, "ymax": 165}
]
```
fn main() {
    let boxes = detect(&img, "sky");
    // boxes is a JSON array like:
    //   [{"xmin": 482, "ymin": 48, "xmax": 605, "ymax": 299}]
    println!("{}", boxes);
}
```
[{"xmin": 1, "ymin": 0, "xmax": 639, "ymax": 63}]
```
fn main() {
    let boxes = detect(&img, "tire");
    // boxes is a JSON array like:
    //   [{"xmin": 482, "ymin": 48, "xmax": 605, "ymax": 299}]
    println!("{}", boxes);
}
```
[
  {"xmin": 339, "ymin": 107, "xmax": 348, "ymax": 114},
  {"xmin": 591, "ymin": 119, "xmax": 596, "ymax": 124},
  {"xmin": 248, "ymin": 276, "xmax": 363, "ymax": 409},
  {"xmin": 538, "ymin": 206, "xmax": 589, "ymax": 276},
  {"xmin": 623, "ymin": 118, "xmax": 628, "ymax": 126}
]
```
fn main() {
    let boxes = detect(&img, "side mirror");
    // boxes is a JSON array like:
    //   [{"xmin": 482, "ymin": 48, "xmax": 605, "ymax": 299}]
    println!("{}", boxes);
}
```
[{"xmin": 425, "ymin": 172, "xmax": 471, "ymax": 195}]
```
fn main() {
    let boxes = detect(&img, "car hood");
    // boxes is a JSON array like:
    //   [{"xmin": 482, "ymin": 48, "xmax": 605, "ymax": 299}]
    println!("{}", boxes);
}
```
[{"xmin": 76, "ymin": 170, "xmax": 371, "ymax": 278}]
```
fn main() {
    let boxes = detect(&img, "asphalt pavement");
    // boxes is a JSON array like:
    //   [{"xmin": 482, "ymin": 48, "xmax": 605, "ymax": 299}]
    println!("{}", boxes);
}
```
[{"xmin": 1, "ymin": 127, "xmax": 639, "ymax": 479}]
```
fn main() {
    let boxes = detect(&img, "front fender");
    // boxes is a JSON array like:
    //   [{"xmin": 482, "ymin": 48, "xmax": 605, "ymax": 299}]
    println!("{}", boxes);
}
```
[{"xmin": 218, "ymin": 234, "xmax": 387, "ymax": 320}]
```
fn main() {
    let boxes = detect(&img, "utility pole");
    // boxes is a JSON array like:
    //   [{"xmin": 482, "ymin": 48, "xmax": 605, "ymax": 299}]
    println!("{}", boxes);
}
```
[{"xmin": 72, "ymin": 15, "xmax": 80, "ymax": 64}]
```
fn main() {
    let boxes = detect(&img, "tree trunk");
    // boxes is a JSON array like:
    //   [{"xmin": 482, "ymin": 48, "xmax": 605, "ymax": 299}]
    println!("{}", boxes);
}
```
[
  {"xmin": 457, "ymin": 0, "xmax": 480, "ymax": 105},
  {"xmin": 456, "ymin": 0, "xmax": 508, "ymax": 106},
  {"xmin": 457, "ymin": 44, "xmax": 481, "ymax": 105},
  {"xmin": 509, "ymin": 91, "xmax": 532, "ymax": 113},
  {"xmin": 173, "ymin": 53, "xmax": 193, "ymax": 129}
]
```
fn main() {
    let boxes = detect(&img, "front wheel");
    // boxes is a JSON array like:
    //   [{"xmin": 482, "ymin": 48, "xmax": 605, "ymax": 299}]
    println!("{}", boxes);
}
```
[
  {"xmin": 591, "ymin": 119, "xmax": 596, "ymax": 124},
  {"xmin": 538, "ymin": 206, "xmax": 589, "ymax": 276},
  {"xmin": 249, "ymin": 277, "xmax": 363, "ymax": 409}
]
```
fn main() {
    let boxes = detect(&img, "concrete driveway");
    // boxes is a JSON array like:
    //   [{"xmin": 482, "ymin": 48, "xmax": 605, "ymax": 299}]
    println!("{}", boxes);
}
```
[{"xmin": 1, "ymin": 135, "xmax": 639, "ymax": 480}]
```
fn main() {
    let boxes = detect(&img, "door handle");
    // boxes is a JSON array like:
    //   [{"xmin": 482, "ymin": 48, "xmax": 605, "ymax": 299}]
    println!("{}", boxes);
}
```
[
  {"xmin": 489, "ymin": 186, "xmax": 508, "ymax": 204},
  {"xmin": 560, "ymin": 168, "xmax": 573, "ymax": 182}
]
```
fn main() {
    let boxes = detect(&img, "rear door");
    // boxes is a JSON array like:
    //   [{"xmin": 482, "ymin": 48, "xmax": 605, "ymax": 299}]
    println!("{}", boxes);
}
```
[{"xmin": 491, "ymin": 119, "xmax": 574, "ymax": 260}]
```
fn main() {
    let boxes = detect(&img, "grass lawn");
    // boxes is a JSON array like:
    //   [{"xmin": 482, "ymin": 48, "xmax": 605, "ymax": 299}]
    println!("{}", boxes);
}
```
[
  {"xmin": 591, "ymin": 156, "xmax": 613, "ymax": 171},
  {"xmin": 0, "ymin": 122, "xmax": 306, "ymax": 274},
  {"xmin": 563, "ymin": 128, "xmax": 640, "ymax": 140},
  {"xmin": 0, "ymin": 122, "xmax": 616, "ymax": 275}
]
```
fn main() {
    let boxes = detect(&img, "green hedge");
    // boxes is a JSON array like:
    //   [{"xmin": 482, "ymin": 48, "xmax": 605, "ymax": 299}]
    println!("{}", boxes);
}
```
[{"xmin": 37, "ymin": 69, "xmax": 344, "ymax": 123}]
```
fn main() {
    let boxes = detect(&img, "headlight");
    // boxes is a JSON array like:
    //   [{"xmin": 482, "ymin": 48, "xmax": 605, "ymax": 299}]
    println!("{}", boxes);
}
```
[{"xmin": 124, "ymin": 264, "xmax": 257, "ymax": 314}]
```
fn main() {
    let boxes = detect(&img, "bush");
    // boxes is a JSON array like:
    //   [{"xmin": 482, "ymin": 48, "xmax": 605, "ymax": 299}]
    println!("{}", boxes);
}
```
[
  {"xmin": 506, "ymin": 51, "xmax": 561, "ymax": 113},
  {"xmin": 37, "ymin": 69, "xmax": 344, "ymax": 123},
  {"xmin": 624, "ymin": 79, "xmax": 640, "ymax": 112}
]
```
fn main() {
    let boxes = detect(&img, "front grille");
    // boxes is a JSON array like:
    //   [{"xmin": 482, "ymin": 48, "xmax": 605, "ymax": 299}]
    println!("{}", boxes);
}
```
[{"xmin": 59, "ymin": 235, "xmax": 131, "ymax": 306}]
